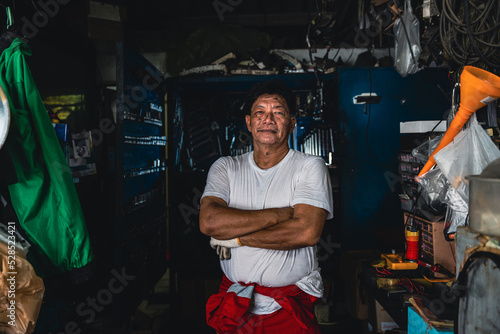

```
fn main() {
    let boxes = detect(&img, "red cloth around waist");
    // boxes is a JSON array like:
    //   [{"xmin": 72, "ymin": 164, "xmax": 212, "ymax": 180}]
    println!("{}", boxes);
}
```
[{"xmin": 206, "ymin": 275, "xmax": 320, "ymax": 334}]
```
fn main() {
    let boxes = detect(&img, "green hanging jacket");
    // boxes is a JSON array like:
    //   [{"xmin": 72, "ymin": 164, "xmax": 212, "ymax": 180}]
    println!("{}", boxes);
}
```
[{"xmin": 0, "ymin": 38, "xmax": 93, "ymax": 277}]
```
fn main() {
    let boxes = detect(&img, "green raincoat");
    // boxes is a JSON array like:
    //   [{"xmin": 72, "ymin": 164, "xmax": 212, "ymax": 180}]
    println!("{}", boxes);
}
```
[{"xmin": 0, "ymin": 38, "xmax": 93, "ymax": 277}]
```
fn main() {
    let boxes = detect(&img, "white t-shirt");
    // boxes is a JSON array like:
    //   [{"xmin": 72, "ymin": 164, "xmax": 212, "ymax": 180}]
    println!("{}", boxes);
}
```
[{"xmin": 202, "ymin": 149, "xmax": 334, "ymax": 314}]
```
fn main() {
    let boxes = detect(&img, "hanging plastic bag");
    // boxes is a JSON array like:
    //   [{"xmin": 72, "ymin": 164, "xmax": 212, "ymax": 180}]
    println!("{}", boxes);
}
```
[
  {"xmin": 393, "ymin": 0, "xmax": 422, "ymax": 77},
  {"xmin": 434, "ymin": 114, "xmax": 500, "ymax": 231},
  {"xmin": 443, "ymin": 186, "xmax": 469, "ymax": 234},
  {"xmin": 434, "ymin": 114, "xmax": 500, "ymax": 202},
  {"xmin": 415, "ymin": 166, "xmax": 448, "ymax": 221},
  {"xmin": 412, "ymin": 133, "xmax": 444, "ymax": 163}
]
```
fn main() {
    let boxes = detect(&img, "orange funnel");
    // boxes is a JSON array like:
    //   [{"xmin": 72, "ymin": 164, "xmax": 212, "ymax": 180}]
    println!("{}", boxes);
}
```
[{"xmin": 418, "ymin": 66, "xmax": 500, "ymax": 177}]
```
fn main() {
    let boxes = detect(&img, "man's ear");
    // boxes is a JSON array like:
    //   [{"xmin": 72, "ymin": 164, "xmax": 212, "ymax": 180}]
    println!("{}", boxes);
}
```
[
  {"xmin": 245, "ymin": 114, "xmax": 251, "ymax": 132},
  {"xmin": 289, "ymin": 116, "xmax": 296, "ymax": 132}
]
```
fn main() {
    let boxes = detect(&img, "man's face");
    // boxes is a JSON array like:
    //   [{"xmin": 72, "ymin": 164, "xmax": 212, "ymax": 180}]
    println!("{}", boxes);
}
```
[{"xmin": 245, "ymin": 94, "xmax": 296, "ymax": 148}]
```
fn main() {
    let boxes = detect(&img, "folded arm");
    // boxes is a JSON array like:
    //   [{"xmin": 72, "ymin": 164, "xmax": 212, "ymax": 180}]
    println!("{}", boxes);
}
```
[
  {"xmin": 199, "ymin": 196, "xmax": 293, "ymax": 240},
  {"xmin": 200, "ymin": 195, "xmax": 327, "ymax": 251},
  {"xmin": 239, "ymin": 203, "xmax": 327, "ymax": 250}
]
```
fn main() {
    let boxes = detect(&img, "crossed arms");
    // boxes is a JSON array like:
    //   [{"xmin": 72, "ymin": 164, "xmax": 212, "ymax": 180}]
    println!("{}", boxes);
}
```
[{"xmin": 199, "ymin": 196, "xmax": 327, "ymax": 251}]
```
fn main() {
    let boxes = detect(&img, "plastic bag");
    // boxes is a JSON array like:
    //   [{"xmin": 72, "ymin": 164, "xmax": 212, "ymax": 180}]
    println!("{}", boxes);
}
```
[
  {"xmin": 443, "ymin": 186, "xmax": 469, "ymax": 234},
  {"xmin": 0, "ymin": 241, "xmax": 45, "ymax": 334},
  {"xmin": 415, "ymin": 167, "xmax": 448, "ymax": 221},
  {"xmin": 393, "ymin": 0, "xmax": 422, "ymax": 77},
  {"xmin": 434, "ymin": 114, "xmax": 500, "ymax": 202},
  {"xmin": 412, "ymin": 133, "xmax": 444, "ymax": 163},
  {"xmin": 434, "ymin": 114, "xmax": 500, "ymax": 231}
]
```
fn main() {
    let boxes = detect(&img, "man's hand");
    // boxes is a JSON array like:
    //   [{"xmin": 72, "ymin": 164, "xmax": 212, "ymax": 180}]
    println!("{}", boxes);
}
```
[
  {"xmin": 210, "ymin": 237, "xmax": 242, "ymax": 260},
  {"xmin": 213, "ymin": 245, "xmax": 231, "ymax": 260}
]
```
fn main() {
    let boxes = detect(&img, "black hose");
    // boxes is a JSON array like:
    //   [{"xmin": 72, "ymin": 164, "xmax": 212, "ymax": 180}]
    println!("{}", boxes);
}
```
[
  {"xmin": 463, "ymin": 0, "xmax": 500, "ymax": 69},
  {"xmin": 440, "ymin": 0, "xmax": 500, "ymax": 70}
]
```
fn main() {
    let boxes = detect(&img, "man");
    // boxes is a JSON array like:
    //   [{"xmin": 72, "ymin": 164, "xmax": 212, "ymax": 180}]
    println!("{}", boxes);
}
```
[{"xmin": 199, "ymin": 79, "xmax": 333, "ymax": 334}]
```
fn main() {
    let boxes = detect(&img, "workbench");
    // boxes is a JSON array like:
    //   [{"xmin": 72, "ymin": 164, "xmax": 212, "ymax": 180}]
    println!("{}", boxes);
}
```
[{"xmin": 359, "ymin": 259, "xmax": 455, "ymax": 334}]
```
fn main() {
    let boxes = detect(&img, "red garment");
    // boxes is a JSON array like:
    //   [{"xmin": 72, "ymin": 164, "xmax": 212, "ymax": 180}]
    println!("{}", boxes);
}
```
[{"xmin": 206, "ymin": 275, "xmax": 321, "ymax": 334}]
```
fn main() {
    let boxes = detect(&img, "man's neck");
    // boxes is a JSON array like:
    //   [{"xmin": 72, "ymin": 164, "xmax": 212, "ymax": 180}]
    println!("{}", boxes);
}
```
[{"xmin": 253, "ymin": 145, "xmax": 290, "ymax": 169}]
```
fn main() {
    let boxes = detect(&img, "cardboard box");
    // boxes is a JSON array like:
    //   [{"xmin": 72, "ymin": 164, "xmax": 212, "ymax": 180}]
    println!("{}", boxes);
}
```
[{"xmin": 369, "ymin": 300, "xmax": 399, "ymax": 334}]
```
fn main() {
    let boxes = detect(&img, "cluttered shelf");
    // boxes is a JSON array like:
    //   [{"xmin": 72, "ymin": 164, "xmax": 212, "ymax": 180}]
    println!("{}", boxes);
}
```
[
  {"xmin": 358, "ymin": 222, "xmax": 500, "ymax": 334},
  {"xmin": 359, "ymin": 258, "xmax": 456, "ymax": 333}
]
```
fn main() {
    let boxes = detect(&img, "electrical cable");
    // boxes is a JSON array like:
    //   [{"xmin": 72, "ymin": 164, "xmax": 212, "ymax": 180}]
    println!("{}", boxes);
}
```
[
  {"xmin": 426, "ymin": 116, "xmax": 445, "ymax": 135},
  {"xmin": 305, "ymin": 16, "xmax": 321, "ymax": 86},
  {"xmin": 440, "ymin": 0, "xmax": 500, "ymax": 71},
  {"xmin": 404, "ymin": 186, "xmax": 423, "ymax": 261},
  {"xmin": 463, "ymin": 0, "xmax": 500, "ymax": 69},
  {"xmin": 375, "ymin": 266, "xmax": 395, "ymax": 277},
  {"xmin": 396, "ymin": 277, "xmax": 426, "ymax": 294}
]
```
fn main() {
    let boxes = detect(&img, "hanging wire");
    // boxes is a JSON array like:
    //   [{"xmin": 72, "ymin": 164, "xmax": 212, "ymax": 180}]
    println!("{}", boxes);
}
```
[
  {"xmin": 29, "ymin": 0, "xmax": 41, "ymax": 13},
  {"xmin": 440, "ymin": 0, "xmax": 500, "ymax": 72}
]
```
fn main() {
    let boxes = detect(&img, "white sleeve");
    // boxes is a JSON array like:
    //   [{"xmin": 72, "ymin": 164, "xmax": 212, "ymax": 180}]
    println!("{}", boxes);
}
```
[
  {"xmin": 292, "ymin": 157, "xmax": 334, "ymax": 219},
  {"xmin": 202, "ymin": 157, "xmax": 230, "ymax": 204}
]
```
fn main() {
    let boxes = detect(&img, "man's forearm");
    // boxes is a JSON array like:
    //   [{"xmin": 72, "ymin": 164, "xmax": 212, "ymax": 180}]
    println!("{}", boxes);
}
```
[
  {"xmin": 199, "ymin": 196, "xmax": 293, "ymax": 239},
  {"xmin": 239, "ymin": 204, "xmax": 327, "ymax": 250},
  {"xmin": 237, "ymin": 219, "xmax": 302, "ymax": 250}
]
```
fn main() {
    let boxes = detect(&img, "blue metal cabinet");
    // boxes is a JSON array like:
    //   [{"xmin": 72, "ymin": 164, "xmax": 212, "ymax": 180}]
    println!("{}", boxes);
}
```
[{"xmin": 335, "ymin": 67, "xmax": 452, "ymax": 250}]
